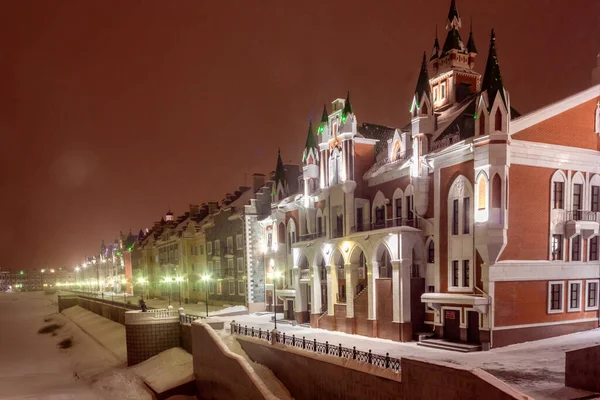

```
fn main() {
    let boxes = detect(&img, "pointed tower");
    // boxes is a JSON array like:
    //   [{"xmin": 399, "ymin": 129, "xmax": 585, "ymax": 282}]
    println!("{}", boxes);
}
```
[
  {"xmin": 165, "ymin": 209, "xmax": 174, "ymax": 222},
  {"xmin": 302, "ymin": 122, "xmax": 320, "ymax": 205},
  {"xmin": 430, "ymin": 26, "xmax": 440, "ymax": 74},
  {"xmin": 431, "ymin": 0, "xmax": 480, "ymax": 109},
  {"xmin": 411, "ymin": 52, "xmax": 435, "ymax": 179},
  {"xmin": 342, "ymin": 91, "xmax": 353, "ymax": 122},
  {"xmin": 273, "ymin": 149, "xmax": 287, "ymax": 201},
  {"xmin": 477, "ymin": 29, "xmax": 510, "ymax": 136},
  {"xmin": 317, "ymin": 104, "xmax": 328, "ymax": 136}
]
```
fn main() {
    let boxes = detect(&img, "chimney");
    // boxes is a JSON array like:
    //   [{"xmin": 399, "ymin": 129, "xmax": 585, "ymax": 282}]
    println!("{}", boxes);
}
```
[
  {"xmin": 207, "ymin": 201, "xmax": 218, "ymax": 214},
  {"xmin": 252, "ymin": 173, "xmax": 266, "ymax": 193},
  {"xmin": 189, "ymin": 204, "xmax": 200, "ymax": 215}
]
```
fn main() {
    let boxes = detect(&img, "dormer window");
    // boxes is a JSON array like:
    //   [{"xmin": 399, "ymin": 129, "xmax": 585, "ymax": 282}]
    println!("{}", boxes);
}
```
[
  {"xmin": 440, "ymin": 82, "xmax": 447, "ymax": 100},
  {"xmin": 433, "ymin": 87, "xmax": 438, "ymax": 102}
]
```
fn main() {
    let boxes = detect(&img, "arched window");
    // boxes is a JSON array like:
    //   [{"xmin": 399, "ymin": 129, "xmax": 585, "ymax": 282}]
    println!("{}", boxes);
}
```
[
  {"xmin": 478, "ymin": 174, "xmax": 487, "ymax": 210},
  {"xmin": 427, "ymin": 240, "xmax": 435, "ymax": 263},
  {"xmin": 278, "ymin": 222, "xmax": 286, "ymax": 245},
  {"xmin": 495, "ymin": 108, "xmax": 502, "ymax": 131},
  {"xmin": 492, "ymin": 174, "xmax": 502, "ymax": 208},
  {"xmin": 392, "ymin": 140, "xmax": 402, "ymax": 161},
  {"xmin": 551, "ymin": 171, "xmax": 566, "ymax": 210},
  {"xmin": 287, "ymin": 219, "xmax": 297, "ymax": 254}
]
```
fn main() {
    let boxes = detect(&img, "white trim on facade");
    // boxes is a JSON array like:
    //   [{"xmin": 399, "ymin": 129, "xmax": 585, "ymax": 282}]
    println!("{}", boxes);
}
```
[
  {"xmin": 567, "ymin": 280, "xmax": 583, "ymax": 312},
  {"xmin": 493, "ymin": 317, "xmax": 599, "ymax": 331},
  {"xmin": 490, "ymin": 261, "xmax": 600, "ymax": 282},
  {"xmin": 585, "ymin": 279, "xmax": 600, "ymax": 311},
  {"xmin": 547, "ymin": 281, "xmax": 565, "ymax": 314}
]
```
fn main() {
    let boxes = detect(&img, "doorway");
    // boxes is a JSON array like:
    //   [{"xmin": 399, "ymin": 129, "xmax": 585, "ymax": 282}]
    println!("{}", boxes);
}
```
[
  {"xmin": 443, "ymin": 309, "xmax": 461, "ymax": 342},
  {"xmin": 285, "ymin": 299, "xmax": 295, "ymax": 320},
  {"xmin": 467, "ymin": 311, "xmax": 480, "ymax": 343}
]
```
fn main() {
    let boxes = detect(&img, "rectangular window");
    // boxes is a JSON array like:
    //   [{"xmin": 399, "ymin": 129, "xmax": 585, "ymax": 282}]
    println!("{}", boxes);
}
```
[
  {"xmin": 590, "ymin": 236, "xmax": 598, "ymax": 261},
  {"xmin": 207, "ymin": 242, "xmax": 213, "ymax": 255},
  {"xmin": 208, "ymin": 261, "xmax": 213, "ymax": 273},
  {"xmin": 573, "ymin": 183, "xmax": 582, "ymax": 211},
  {"xmin": 317, "ymin": 217, "xmax": 323, "ymax": 235},
  {"xmin": 586, "ymin": 281, "xmax": 599, "ymax": 310},
  {"xmin": 395, "ymin": 198, "xmax": 402, "ymax": 225},
  {"xmin": 375, "ymin": 207, "xmax": 385, "ymax": 227},
  {"xmin": 549, "ymin": 282, "xmax": 564, "ymax": 313},
  {"xmin": 238, "ymin": 280, "xmax": 246, "ymax": 295},
  {"xmin": 463, "ymin": 197, "xmax": 470, "ymax": 234},
  {"xmin": 217, "ymin": 281, "xmax": 222, "ymax": 295},
  {"xmin": 237, "ymin": 257, "xmax": 244, "ymax": 273},
  {"xmin": 199, "ymin": 245, "xmax": 204, "ymax": 255},
  {"xmin": 227, "ymin": 259, "xmax": 234, "ymax": 276},
  {"xmin": 406, "ymin": 196, "xmax": 414, "ymax": 222},
  {"xmin": 190, "ymin": 246, "xmax": 194, "ymax": 256},
  {"xmin": 356, "ymin": 207, "xmax": 364, "ymax": 231},
  {"xmin": 552, "ymin": 234, "xmax": 563, "ymax": 260},
  {"xmin": 572, "ymin": 235, "xmax": 581, "ymax": 261},
  {"xmin": 553, "ymin": 182, "xmax": 564, "ymax": 209},
  {"xmin": 452, "ymin": 260, "xmax": 459, "ymax": 287},
  {"xmin": 227, "ymin": 237, "xmax": 233, "ymax": 253},
  {"xmin": 452, "ymin": 199, "xmax": 459, "ymax": 235},
  {"xmin": 215, "ymin": 260, "xmax": 221, "ymax": 276},
  {"xmin": 236, "ymin": 234, "xmax": 243, "ymax": 250},
  {"xmin": 568, "ymin": 281, "xmax": 581, "ymax": 312},
  {"xmin": 462, "ymin": 260, "xmax": 470, "ymax": 287},
  {"xmin": 229, "ymin": 281, "xmax": 235, "ymax": 295},
  {"xmin": 592, "ymin": 186, "xmax": 600, "ymax": 212},
  {"xmin": 209, "ymin": 281, "xmax": 215, "ymax": 294}
]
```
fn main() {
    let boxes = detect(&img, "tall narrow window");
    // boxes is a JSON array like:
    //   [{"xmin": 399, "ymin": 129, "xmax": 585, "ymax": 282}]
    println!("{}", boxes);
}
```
[
  {"xmin": 478, "ymin": 176, "xmax": 487, "ymax": 210},
  {"xmin": 317, "ymin": 216, "xmax": 323, "ymax": 235},
  {"xmin": 427, "ymin": 240, "xmax": 435, "ymax": 263},
  {"xmin": 395, "ymin": 198, "xmax": 403, "ymax": 226},
  {"xmin": 479, "ymin": 113, "xmax": 485, "ymax": 135},
  {"xmin": 569, "ymin": 282, "xmax": 581, "ymax": 310},
  {"xmin": 553, "ymin": 182, "xmax": 564, "ymax": 209},
  {"xmin": 462, "ymin": 260, "xmax": 470, "ymax": 287},
  {"xmin": 550, "ymin": 283, "xmax": 562, "ymax": 311},
  {"xmin": 463, "ymin": 197, "xmax": 471, "ymax": 234},
  {"xmin": 552, "ymin": 234, "xmax": 563, "ymax": 260},
  {"xmin": 573, "ymin": 183, "xmax": 582, "ymax": 211},
  {"xmin": 495, "ymin": 108, "xmax": 502, "ymax": 131},
  {"xmin": 492, "ymin": 174, "xmax": 502, "ymax": 208},
  {"xmin": 406, "ymin": 195, "xmax": 414, "ymax": 223},
  {"xmin": 587, "ymin": 281, "xmax": 598, "ymax": 308},
  {"xmin": 572, "ymin": 235, "xmax": 581, "ymax": 261},
  {"xmin": 590, "ymin": 236, "xmax": 598, "ymax": 261},
  {"xmin": 375, "ymin": 207, "xmax": 385, "ymax": 228},
  {"xmin": 452, "ymin": 260, "xmax": 459, "ymax": 287},
  {"xmin": 452, "ymin": 199, "xmax": 459, "ymax": 235},
  {"xmin": 592, "ymin": 186, "xmax": 600, "ymax": 212},
  {"xmin": 356, "ymin": 208, "xmax": 363, "ymax": 232}
]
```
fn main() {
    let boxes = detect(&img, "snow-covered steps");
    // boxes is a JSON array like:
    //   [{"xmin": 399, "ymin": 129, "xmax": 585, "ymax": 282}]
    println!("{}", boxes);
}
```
[{"xmin": 417, "ymin": 338, "xmax": 482, "ymax": 353}]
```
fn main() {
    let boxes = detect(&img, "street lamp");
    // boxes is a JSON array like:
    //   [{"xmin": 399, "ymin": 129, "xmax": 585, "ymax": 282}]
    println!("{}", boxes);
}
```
[
  {"xmin": 137, "ymin": 277, "xmax": 147, "ymax": 301},
  {"xmin": 267, "ymin": 270, "xmax": 283, "ymax": 330},
  {"xmin": 175, "ymin": 276, "xmax": 184, "ymax": 307},
  {"xmin": 201, "ymin": 275, "xmax": 211, "ymax": 317}
]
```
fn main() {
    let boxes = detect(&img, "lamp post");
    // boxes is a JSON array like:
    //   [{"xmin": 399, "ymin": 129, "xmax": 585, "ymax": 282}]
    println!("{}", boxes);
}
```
[
  {"xmin": 201, "ymin": 275, "xmax": 211, "ymax": 317},
  {"xmin": 175, "ymin": 276, "xmax": 184, "ymax": 307},
  {"xmin": 267, "ymin": 270, "xmax": 282, "ymax": 330}
]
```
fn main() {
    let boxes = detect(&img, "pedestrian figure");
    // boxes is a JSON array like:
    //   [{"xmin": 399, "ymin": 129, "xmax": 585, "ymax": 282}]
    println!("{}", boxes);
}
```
[{"xmin": 140, "ymin": 299, "xmax": 148, "ymax": 312}]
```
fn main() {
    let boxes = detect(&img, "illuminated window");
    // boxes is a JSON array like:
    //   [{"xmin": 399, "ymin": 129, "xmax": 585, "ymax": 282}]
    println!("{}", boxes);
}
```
[{"xmin": 478, "ymin": 175, "xmax": 487, "ymax": 210}]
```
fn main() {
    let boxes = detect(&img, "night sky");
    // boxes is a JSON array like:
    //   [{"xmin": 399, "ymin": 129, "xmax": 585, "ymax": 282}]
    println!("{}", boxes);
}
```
[{"xmin": 1, "ymin": 0, "xmax": 598, "ymax": 271}]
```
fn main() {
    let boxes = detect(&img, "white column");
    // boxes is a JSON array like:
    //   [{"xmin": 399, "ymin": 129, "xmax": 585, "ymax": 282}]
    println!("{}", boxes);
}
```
[
  {"xmin": 394, "ymin": 258, "xmax": 412, "ymax": 323},
  {"xmin": 392, "ymin": 260, "xmax": 401, "ymax": 322},
  {"xmin": 368, "ymin": 261, "xmax": 379, "ymax": 320},
  {"xmin": 327, "ymin": 264, "xmax": 338, "ymax": 316},
  {"xmin": 345, "ymin": 263, "xmax": 358, "ymax": 318},
  {"xmin": 311, "ymin": 264, "xmax": 322, "ymax": 314},
  {"xmin": 293, "ymin": 267, "xmax": 307, "ymax": 313}
]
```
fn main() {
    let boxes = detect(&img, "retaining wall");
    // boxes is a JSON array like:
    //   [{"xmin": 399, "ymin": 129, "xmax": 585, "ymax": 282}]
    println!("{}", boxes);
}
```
[
  {"xmin": 236, "ymin": 335, "xmax": 531, "ymax": 400},
  {"xmin": 565, "ymin": 343, "xmax": 600, "ymax": 393},
  {"xmin": 125, "ymin": 310, "xmax": 182, "ymax": 366}
]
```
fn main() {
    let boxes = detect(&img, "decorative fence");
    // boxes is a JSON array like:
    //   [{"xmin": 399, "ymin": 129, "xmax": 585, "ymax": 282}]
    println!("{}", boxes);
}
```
[
  {"xmin": 180, "ymin": 313, "xmax": 204, "ymax": 324},
  {"xmin": 231, "ymin": 323, "xmax": 401, "ymax": 373}
]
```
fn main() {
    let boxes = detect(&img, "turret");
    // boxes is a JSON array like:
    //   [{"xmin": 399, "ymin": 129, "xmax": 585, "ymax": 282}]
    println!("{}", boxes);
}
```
[
  {"xmin": 302, "ymin": 122, "xmax": 319, "ymax": 203},
  {"xmin": 466, "ymin": 21, "xmax": 477, "ymax": 69}
]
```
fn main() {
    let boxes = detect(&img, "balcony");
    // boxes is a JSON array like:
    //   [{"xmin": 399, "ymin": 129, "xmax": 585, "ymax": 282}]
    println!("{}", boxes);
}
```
[
  {"xmin": 369, "ymin": 217, "xmax": 419, "ymax": 231},
  {"xmin": 298, "ymin": 231, "xmax": 327, "ymax": 242},
  {"xmin": 565, "ymin": 209, "xmax": 599, "ymax": 240}
]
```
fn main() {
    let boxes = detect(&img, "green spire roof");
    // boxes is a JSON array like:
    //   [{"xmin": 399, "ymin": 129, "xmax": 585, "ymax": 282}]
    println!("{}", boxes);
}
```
[
  {"xmin": 302, "ymin": 122, "xmax": 319, "ymax": 164},
  {"xmin": 415, "ymin": 52, "xmax": 431, "ymax": 105},
  {"xmin": 466, "ymin": 22, "xmax": 477, "ymax": 54},
  {"xmin": 430, "ymin": 27, "xmax": 440, "ymax": 61},
  {"xmin": 320, "ymin": 104, "xmax": 328, "ymax": 123},
  {"xmin": 274, "ymin": 148, "xmax": 285, "ymax": 185},
  {"xmin": 481, "ymin": 29, "xmax": 506, "ymax": 108},
  {"xmin": 342, "ymin": 91, "xmax": 353, "ymax": 117}
]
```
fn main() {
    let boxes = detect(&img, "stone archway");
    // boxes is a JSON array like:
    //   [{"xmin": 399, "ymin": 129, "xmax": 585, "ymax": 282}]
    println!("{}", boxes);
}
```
[{"xmin": 373, "ymin": 241, "xmax": 394, "ymax": 340}]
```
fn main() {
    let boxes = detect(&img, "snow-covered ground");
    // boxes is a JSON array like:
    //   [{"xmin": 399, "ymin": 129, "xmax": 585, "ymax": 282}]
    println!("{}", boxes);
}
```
[
  {"xmin": 0, "ymin": 291, "xmax": 151, "ymax": 399},
  {"xmin": 213, "ymin": 313, "xmax": 600, "ymax": 400}
]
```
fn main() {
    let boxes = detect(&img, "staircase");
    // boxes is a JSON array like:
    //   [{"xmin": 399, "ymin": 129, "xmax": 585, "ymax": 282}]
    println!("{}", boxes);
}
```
[{"xmin": 417, "ymin": 338, "xmax": 482, "ymax": 353}]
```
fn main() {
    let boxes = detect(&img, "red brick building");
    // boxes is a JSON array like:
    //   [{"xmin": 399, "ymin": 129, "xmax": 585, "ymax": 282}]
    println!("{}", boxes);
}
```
[{"xmin": 259, "ymin": 0, "xmax": 600, "ymax": 349}]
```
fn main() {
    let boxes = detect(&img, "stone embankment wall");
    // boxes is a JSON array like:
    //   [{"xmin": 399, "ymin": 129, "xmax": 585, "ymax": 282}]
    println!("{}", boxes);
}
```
[
  {"xmin": 236, "ymin": 336, "xmax": 531, "ymax": 400},
  {"xmin": 565, "ymin": 343, "xmax": 600, "ymax": 393},
  {"xmin": 58, "ymin": 295, "xmax": 129, "ymax": 324},
  {"xmin": 191, "ymin": 322, "xmax": 280, "ymax": 400}
]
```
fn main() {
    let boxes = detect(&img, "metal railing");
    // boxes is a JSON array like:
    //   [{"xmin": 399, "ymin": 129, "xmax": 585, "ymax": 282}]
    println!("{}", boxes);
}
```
[
  {"xmin": 567, "ymin": 210, "xmax": 597, "ymax": 222},
  {"xmin": 231, "ymin": 323, "xmax": 401, "ymax": 373},
  {"xmin": 371, "ymin": 217, "xmax": 418, "ymax": 230},
  {"xmin": 298, "ymin": 231, "xmax": 327, "ymax": 242},
  {"xmin": 180, "ymin": 313, "xmax": 203, "ymax": 324}
]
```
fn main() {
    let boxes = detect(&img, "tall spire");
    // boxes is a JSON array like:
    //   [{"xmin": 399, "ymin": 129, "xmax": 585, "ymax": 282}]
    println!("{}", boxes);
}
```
[
  {"xmin": 318, "ymin": 104, "xmax": 328, "ymax": 135},
  {"xmin": 342, "ymin": 91, "xmax": 353, "ymax": 117},
  {"xmin": 430, "ymin": 25, "xmax": 440, "ymax": 61},
  {"xmin": 481, "ymin": 29, "xmax": 506, "ymax": 108},
  {"xmin": 415, "ymin": 52, "xmax": 431, "ymax": 105},
  {"xmin": 466, "ymin": 19, "xmax": 477, "ymax": 54},
  {"xmin": 446, "ymin": 0, "xmax": 461, "ymax": 30},
  {"xmin": 302, "ymin": 122, "xmax": 319, "ymax": 164},
  {"xmin": 274, "ymin": 148, "xmax": 285, "ymax": 185}
]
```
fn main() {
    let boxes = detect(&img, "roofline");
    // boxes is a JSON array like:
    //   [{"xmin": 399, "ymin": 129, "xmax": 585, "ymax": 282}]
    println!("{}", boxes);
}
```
[{"xmin": 510, "ymin": 84, "xmax": 600, "ymax": 134}]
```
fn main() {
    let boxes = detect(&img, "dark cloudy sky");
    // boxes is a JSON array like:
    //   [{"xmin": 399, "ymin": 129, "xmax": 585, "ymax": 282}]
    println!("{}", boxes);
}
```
[{"xmin": 0, "ymin": 0, "xmax": 598, "ymax": 271}]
